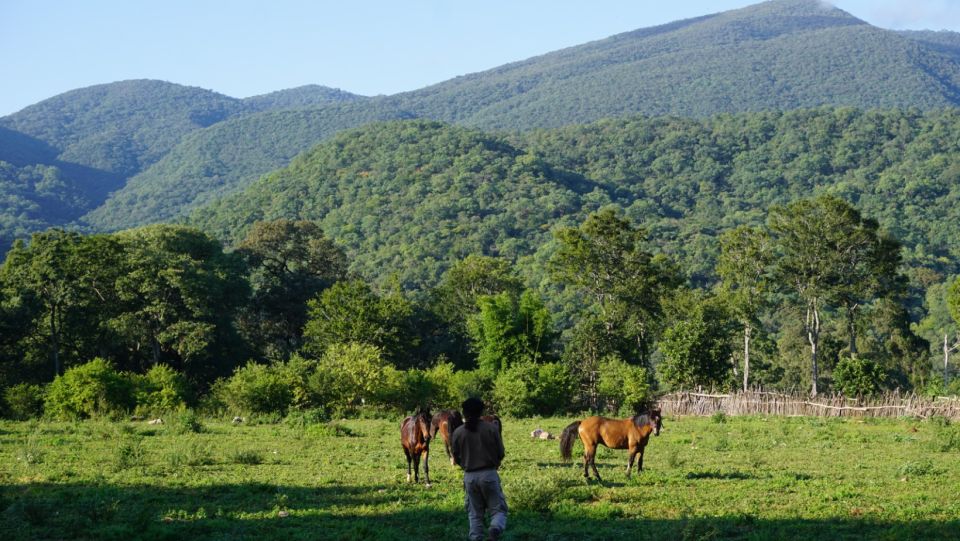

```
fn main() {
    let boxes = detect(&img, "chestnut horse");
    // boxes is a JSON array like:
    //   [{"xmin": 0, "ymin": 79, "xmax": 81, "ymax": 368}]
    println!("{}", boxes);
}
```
[
  {"xmin": 431, "ymin": 409, "xmax": 463, "ymax": 465},
  {"xmin": 559, "ymin": 408, "xmax": 662, "ymax": 481},
  {"xmin": 401, "ymin": 409, "xmax": 432, "ymax": 486}
]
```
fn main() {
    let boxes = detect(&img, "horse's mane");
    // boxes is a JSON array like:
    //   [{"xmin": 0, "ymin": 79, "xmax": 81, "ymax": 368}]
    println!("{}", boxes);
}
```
[{"xmin": 631, "ymin": 408, "xmax": 660, "ymax": 428}]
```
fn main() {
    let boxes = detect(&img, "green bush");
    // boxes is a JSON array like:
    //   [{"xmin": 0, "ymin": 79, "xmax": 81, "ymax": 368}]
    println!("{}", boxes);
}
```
[
  {"xmin": 214, "ymin": 361, "xmax": 293, "ymax": 415},
  {"xmin": 4, "ymin": 383, "xmax": 46, "ymax": 420},
  {"xmin": 308, "ymin": 342, "xmax": 394, "ymax": 410},
  {"xmin": 44, "ymin": 358, "xmax": 136, "ymax": 420},
  {"xmin": 493, "ymin": 362, "xmax": 536, "ymax": 417},
  {"xmin": 450, "ymin": 369, "xmax": 493, "ymax": 403},
  {"xmin": 493, "ymin": 361, "xmax": 575, "ymax": 416},
  {"xmin": 597, "ymin": 355, "xmax": 652, "ymax": 414},
  {"xmin": 134, "ymin": 364, "xmax": 190, "ymax": 415},
  {"xmin": 385, "ymin": 368, "xmax": 437, "ymax": 412},
  {"xmin": 833, "ymin": 356, "xmax": 886, "ymax": 397}
]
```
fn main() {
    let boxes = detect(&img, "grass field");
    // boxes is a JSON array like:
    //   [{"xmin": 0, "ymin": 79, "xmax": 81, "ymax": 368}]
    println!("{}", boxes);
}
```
[{"xmin": 2, "ymin": 412, "xmax": 960, "ymax": 540}]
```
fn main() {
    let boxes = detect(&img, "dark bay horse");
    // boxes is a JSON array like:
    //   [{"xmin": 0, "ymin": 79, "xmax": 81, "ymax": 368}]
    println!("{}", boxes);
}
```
[
  {"xmin": 560, "ymin": 408, "xmax": 662, "ymax": 481},
  {"xmin": 481, "ymin": 414, "xmax": 502, "ymax": 435},
  {"xmin": 431, "ymin": 409, "xmax": 463, "ymax": 465},
  {"xmin": 401, "ymin": 409, "xmax": 432, "ymax": 486}
]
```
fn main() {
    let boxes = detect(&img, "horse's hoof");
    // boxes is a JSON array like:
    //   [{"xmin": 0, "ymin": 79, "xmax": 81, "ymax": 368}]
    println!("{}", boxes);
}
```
[{"xmin": 425, "ymin": 482, "xmax": 432, "ymax": 488}]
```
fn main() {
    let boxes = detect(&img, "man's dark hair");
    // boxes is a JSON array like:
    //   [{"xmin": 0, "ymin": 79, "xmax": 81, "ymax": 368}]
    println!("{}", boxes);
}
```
[{"xmin": 461, "ymin": 397, "xmax": 484, "ymax": 432}]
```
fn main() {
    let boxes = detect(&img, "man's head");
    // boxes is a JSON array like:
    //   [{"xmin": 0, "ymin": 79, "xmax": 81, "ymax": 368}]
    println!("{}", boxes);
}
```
[{"xmin": 461, "ymin": 397, "xmax": 484, "ymax": 419}]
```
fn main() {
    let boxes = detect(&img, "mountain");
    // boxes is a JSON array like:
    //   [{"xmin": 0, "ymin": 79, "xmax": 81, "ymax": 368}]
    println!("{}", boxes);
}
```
[
  {"xmin": 388, "ymin": 0, "xmax": 960, "ymax": 129},
  {"xmin": 0, "ymin": 80, "xmax": 246, "ymax": 178},
  {"xmin": 82, "ymin": 101, "xmax": 415, "ymax": 230},
  {"xmin": 0, "ymin": 127, "xmax": 122, "ymax": 248},
  {"xmin": 8, "ymin": 0, "xmax": 960, "ymax": 248},
  {"xmin": 241, "ymin": 85, "xmax": 367, "ymax": 110},
  {"xmin": 190, "ymin": 110, "xmax": 960, "ymax": 292},
  {"xmin": 189, "ymin": 120, "xmax": 593, "ymax": 289}
]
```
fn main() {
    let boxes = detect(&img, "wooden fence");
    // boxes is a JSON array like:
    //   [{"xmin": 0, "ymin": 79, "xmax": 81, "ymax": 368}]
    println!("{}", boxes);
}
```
[{"xmin": 658, "ymin": 390, "xmax": 960, "ymax": 420}]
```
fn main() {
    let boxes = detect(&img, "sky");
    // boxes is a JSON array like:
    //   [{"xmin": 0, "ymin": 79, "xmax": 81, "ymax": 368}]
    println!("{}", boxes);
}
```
[{"xmin": 2, "ymin": 0, "xmax": 960, "ymax": 116}]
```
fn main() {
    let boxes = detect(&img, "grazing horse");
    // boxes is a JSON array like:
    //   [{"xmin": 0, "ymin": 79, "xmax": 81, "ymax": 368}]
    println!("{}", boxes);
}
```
[
  {"xmin": 559, "ymin": 408, "xmax": 663, "ymax": 482},
  {"xmin": 481, "ymin": 414, "xmax": 502, "ymax": 435},
  {"xmin": 401, "ymin": 409, "xmax": 432, "ymax": 486},
  {"xmin": 431, "ymin": 409, "xmax": 463, "ymax": 465}
]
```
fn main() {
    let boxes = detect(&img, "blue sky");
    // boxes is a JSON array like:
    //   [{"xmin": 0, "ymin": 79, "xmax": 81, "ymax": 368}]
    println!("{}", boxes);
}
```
[{"xmin": 2, "ymin": 0, "xmax": 960, "ymax": 116}]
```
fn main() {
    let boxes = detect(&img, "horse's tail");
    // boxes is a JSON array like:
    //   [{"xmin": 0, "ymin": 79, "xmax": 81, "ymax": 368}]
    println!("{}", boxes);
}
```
[{"xmin": 559, "ymin": 421, "xmax": 581, "ymax": 462}]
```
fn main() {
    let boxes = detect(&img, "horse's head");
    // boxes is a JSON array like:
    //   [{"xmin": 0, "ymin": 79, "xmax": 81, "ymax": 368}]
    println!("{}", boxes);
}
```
[
  {"xmin": 650, "ymin": 408, "xmax": 663, "ymax": 436},
  {"xmin": 415, "ymin": 409, "xmax": 433, "ymax": 442},
  {"xmin": 633, "ymin": 408, "xmax": 663, "ymax": 436}
]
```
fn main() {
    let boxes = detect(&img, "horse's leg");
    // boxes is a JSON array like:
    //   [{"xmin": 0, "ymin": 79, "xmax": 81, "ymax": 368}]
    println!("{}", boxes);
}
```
[
  {"xmin": 627, "ymin": 448, "xmax": 638, "ymax": 478},
  {"xmin": 423, "ymin": 448, "xmax": 431, "ymax": 487},
  {"xmin": 582, "ymin": 443, "xmax": 591, "ymax": 480},
  {"xmin": 405, "ymin": 449, "xmax": 413, "ymax": 483},
  {"xmin": 637, "ymin": 446, "xmax": 645, "ymax": 472},
  {"xmin": 590, "ymin": 451, "xmax": 602, "ymax": 482},
  {"xmin": 413, "ymin": 453, "xmax": 421, "ymax": 483}
]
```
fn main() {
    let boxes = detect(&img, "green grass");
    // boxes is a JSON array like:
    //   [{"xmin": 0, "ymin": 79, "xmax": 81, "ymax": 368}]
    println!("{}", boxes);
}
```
[{"xmin": 2, "ymin": 415, "xmax": 959, "ymax": 540}]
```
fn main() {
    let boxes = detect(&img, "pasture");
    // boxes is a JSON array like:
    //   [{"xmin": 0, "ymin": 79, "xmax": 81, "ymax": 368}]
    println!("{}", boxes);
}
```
[{"xmin": 2, "ymin": 413, "xmax": 960, "ymax": 540}]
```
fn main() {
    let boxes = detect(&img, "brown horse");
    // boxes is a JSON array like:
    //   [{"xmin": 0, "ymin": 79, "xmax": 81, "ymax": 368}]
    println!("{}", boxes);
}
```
[
  {"xmin": 559, "ymin": 408, "xmax": 662, "ymax": 482},
  {"xmin": 481, "ymin": 414, "xmax": 502, "ymax": 435},
  {"xmin": 401, "ymin": 409, "xmax": 432, "ymax": 486},
  {"xmin": 430, "ymin": 409, "xmax": 463, "ymax": 465}
]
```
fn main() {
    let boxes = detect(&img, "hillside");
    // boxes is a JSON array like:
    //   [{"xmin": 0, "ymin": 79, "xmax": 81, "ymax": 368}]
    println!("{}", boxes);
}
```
[
  {"xmin": 7, "ymin": 0, "xmax": 960, "ymax": 246},
  {"xmin": 190, "ymin": 110, "xmax": 960, "ymax": 293},
  {"xmin": 0, "ymin": 127, "xmax": 122, "ymax": 248},
  {"xmin": 0, "ymin": 80, "xmax": 247, "ymax": 178},
  {"xmin": 389, "ymin": 0, "xmax": 960, "ymax": 129},
  {"xmin": 189, "ymin": 120, "xmax": 593, "ymax": 288},
  {"xmin": 241, "ymin": 85, "xmax": 367, "ymax": 110},
  {"xmin": 82, "ymin": 101, "xmax": 415, "ymax": 231}
]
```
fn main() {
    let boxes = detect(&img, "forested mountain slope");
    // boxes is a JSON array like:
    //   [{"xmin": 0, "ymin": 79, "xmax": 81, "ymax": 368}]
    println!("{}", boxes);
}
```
[
  {"xmin": 82, "ymin": 101, "xmax": 415, "ymax": 230},
  {"xmin": 189, "ymin": 120, "xmax": 593, "ymax": 288},
  {"xmin": 7, "ymin": 0, "xmax": 960, "ymax": 246},
  {"xmin": 388, "ymin": 0, "xmax": 960, "ymax": 129},
  {"xmin": 191, "ymin": 110, "xmax": 960, "ymax": 292}
]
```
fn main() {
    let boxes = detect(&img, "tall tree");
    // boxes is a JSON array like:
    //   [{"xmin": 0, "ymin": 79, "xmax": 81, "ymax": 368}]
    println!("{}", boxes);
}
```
[
  {"xmin": 110, "ymin": 225, "xmax": 248, "ymax": 380},
  {"xmin": 302, "ymin": 279, "xmax": 415, "ymax": 366},
  {"xmin": 427, "ymin": 255, "xmax": 523, "ymax": 366},
  {"xmin": 549, "ymin": 208, "xmax": 679, "ymax": 366},
  {"xmin": 0, "ymin": 230, "xmax": 122, "ymax": 377},
  {"xmin": 717, "ymin": 226, "xmax": 773, "ymax": 391},
  {"xmin": 467, "ymin": 289, "xmax": 555, "ymax": 374},
  {"xmin": 235, "ymin": 220, "xmax": 348, "ymax": 360},
  {"xmin": 769, "ymin": 195, "xmax": 901, "ymax": 396}
]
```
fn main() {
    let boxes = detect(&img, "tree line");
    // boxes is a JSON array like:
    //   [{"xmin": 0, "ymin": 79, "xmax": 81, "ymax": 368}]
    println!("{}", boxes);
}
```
[{"xmin": 1, "ymin": 195, "xmax": 958, "ymax": 420}]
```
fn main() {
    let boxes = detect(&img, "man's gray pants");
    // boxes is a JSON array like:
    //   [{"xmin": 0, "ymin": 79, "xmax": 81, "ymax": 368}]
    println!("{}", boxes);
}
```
[{"xmin": 463, "ymin": 469, "xmax": 508, "ymax": 541}]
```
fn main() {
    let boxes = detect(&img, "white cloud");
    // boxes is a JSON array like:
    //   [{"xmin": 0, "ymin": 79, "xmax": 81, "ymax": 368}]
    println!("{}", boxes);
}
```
[{"xmin": 834, "ymin": 0, "xmax": 960, "ymax": 31}]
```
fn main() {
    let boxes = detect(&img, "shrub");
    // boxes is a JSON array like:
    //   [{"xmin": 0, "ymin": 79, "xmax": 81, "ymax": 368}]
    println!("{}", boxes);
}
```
[
  {"xmin": 214, "ymin": 361, "xmax": 293, "ymax": 415},
  {"xmin": 493, "ymin": 362, "xmax": 537, "ymax": 417},
  {"xmin": 171, "ymin": 409, "xmax": 204, "ymax": 434},
  {"xmin": 134, "ymin": 364, "xmax": 190, "ymax": 415},
  {"xmin": 308, "ymin": 342, "xmax": 394, "ymax": 409},
  {"xmin": 385, "ymin": 367, "xmax": 437, "ymax": 412},
  {"xmin": 424, "ymin": 361, "xmax": 460, "ymax": 409},
  {"xmin": 833, "ymin": 356, "xmax": 885, "ymax": 397},
  {"xmin": 493, "ymin": 361, "xmax": 575, "ymax": 416},
  {"xmin": 4, "ymin": 383, "xmax": 46, "ymax": 420},
  {"xmin": 531, "ymin": 362, "xmax": 577, "ymax": 415},
  {"xmin": 44, "ymin": 358, "xmax": 136, "ymax": 420},
  {"xmin": 450, "ymin": 369, "xmax": 493, "ymax": 403},
  {"xmin": 597, "ymin": 355, "xmax": 651, "ymax": 414}
]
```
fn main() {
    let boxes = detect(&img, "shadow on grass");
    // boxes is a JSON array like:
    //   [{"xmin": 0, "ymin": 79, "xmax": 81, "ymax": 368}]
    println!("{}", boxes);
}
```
[{"xmin": 2, "ymin": 481, "xmax": 958, "ymax": 540}]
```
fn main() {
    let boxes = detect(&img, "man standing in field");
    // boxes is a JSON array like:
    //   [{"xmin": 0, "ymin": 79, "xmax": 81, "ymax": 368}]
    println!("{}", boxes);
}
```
[{"xmin": 451, "ymin": 397, "xmax": 507, "ymax": 541}]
